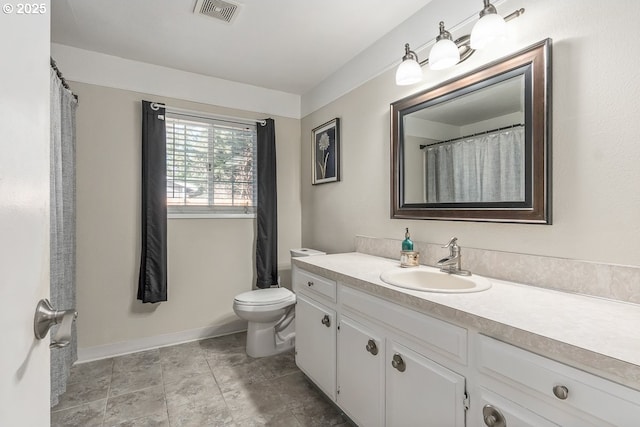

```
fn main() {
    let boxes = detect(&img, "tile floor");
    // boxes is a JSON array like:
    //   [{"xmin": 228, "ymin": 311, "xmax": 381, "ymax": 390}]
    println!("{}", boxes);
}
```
[{"xmin": 51, "ymin": 332, "xmax": 350, "ymax": 426}]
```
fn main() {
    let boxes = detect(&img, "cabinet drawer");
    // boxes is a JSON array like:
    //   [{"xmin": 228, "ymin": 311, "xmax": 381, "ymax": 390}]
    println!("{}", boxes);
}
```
[
  {"xmin": 477, "ymin": 335, "xmax": 640, "ymax": 426},
  {"xmin": 294, "ymin": 268, "xmax": 336, "ymax": 302},
  {"xmin": 476, "ymin": 387, "xmax": 559, "ymax": 427},
  {"xmin": 340, "ymin": 285, "xmax": 467, "ymax": 364}
]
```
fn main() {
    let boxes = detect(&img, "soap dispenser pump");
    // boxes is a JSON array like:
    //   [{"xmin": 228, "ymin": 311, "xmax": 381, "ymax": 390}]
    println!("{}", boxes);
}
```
[{"xmin": 402, "ymin": 228, "xmax": 414, "ymax": 251}]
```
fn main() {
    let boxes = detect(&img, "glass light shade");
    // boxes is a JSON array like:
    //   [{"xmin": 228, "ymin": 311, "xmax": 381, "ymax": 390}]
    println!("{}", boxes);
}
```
[
  {"xmin": 395, "ymin": 58, "xmax": 423, "ymax": 85},
  {"xmin": 428, "ymin": 38, "xmax": 460, "ymax": 70},
  {"xmin": 470, "ymin": 13, "xmax": 507, "ymax": 50}
]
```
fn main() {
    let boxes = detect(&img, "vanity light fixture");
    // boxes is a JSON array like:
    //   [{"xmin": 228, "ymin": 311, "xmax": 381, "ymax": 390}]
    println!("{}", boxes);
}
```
[
  {"xmin": 429, "ymin": 22, "xmax": 460, "ymax": 71},
  {"xmin": 395, "ymin": 2, "xmax": 525, "ymax": 86},
  {"xmin": 470, "ymin": 0, "xmax": 507, "ymax": 49}
]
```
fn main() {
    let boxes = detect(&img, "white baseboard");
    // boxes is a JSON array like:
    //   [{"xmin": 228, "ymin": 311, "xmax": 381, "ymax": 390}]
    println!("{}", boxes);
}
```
[{"xmin": 76, "ymin": 319, "xmax": 248, "ymax": 363}]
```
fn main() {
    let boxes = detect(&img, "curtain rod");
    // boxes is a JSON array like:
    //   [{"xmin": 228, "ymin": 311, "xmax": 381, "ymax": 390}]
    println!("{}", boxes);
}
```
[
  {"xmin": 420, "ymin": 123, "xmax": 524, "ymax": 149},
  {"xmin": 50, "ymin": 57, "xmax": 78, "ymax": 101},
  {"xmin": 150, "ymin": 102, "xmax": 267, "ymax": 126}
]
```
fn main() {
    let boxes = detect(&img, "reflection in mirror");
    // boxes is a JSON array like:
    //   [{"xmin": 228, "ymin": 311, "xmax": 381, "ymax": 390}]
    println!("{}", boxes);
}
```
[
  {"xmin": 403, "ymin": 75, "xmax": 525, "ymax": 204},
  {"xmin": 390, "ymin": 39, "xmax": 551, "ymax": 223}
]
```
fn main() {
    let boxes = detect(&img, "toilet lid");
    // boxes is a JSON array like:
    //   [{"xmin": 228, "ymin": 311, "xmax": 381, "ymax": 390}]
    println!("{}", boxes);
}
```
[{"xmin": 234, "ymin": 288, "xmax": 294, "ymax": 306}]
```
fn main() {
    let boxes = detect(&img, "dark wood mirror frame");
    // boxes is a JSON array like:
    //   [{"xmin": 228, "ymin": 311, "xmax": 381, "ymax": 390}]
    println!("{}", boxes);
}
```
[{"xmin": 390, "ymin": 39, "xmax": 551, "ymax": 223}]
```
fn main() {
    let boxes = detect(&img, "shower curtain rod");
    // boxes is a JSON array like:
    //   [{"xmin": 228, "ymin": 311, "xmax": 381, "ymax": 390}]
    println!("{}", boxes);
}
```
[
  {"xmin": 50, "ymin": 57, "xmax": 78, "ymax": 101},
  {"xmin": 420, "ymin": 123, "xmax": 524, "ymax": 149},
  {"xmin": 150, "ymin": 102, "xmax": 267, "ymax": 126}
]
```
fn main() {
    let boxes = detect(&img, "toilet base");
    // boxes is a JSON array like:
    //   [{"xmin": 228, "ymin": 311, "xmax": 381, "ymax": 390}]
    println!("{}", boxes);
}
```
[{"xmin": 246, "ymin": 319, "xmax": 295, "ymax": 358}]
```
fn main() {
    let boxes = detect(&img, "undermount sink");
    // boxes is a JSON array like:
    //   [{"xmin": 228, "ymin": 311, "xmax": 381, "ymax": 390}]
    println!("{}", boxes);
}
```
[{"xmin": 380, "ymin": 266, "xmax": 492, "ymax": 293}]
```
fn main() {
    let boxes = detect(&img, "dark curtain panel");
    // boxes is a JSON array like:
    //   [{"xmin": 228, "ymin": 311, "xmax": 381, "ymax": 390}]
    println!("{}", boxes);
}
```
[
  {"xmin": 256, "ymin": 118, "xmax": 278, "ymax": 288},
  {"xmin": 138, "ymin": 101, "xmax": 167, "ymax": 303}
]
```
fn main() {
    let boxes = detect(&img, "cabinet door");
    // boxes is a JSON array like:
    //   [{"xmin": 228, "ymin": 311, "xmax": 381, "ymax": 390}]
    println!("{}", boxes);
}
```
[
  {"xmin": 295, "ymin": 294, "xmax": 337, "ymax": 400},
  {"xmin": 337, "ymin": 316, "xmax": 385, "ymax": 427},
  {"xmin": 386, "ymin": 341, "xmax": 466, "ymax": 427}
]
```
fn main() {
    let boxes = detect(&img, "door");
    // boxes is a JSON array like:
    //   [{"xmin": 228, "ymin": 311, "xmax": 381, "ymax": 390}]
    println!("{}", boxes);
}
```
[
  {"xmin": 0, "ymin": 2, "xmax": 52, "ymax": 425},
  {"xmin": 386, "ymin": 341, "xmax": 466, "ymax": 427},
  {"xmin": 295, "ymin": 294, "xmax": 337, "ymax": 400},
  {"xmin": 337, "ymin": 316, "xmax": 385, "ymax": 427}
]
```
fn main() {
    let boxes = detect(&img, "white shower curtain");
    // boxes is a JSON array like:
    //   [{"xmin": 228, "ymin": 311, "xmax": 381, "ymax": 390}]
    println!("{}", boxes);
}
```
[
  {"xmin": 425, "ymin": 126, "xmax": 524, "ymax": 203},
  {"xmin": 50, "ymin": 67, "xmax": 78, "ymax": 407}
]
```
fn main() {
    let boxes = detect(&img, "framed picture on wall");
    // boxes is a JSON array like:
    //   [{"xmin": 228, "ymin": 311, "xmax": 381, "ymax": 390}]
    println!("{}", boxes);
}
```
[{"xmin": 311, "ymin": 118, "xmax": 340, "ymax": 184}]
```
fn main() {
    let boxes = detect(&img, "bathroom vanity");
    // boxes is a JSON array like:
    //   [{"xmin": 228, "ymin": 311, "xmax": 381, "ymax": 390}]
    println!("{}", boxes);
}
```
[{"xmin": 293, "ymin": 252, "xmax": 640, "ymax": 427}]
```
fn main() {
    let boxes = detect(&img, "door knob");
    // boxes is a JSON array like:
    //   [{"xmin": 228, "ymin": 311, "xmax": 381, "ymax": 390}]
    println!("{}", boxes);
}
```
[{"xmin": 34, "ymin": 299, "xmax": 77, "ymax": 348}]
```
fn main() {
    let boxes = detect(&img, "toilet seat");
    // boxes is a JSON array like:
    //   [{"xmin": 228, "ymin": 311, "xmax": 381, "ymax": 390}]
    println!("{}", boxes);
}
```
[{"xmin": 233, "ymin": 288, "xmax": 296, "ymax": 311}]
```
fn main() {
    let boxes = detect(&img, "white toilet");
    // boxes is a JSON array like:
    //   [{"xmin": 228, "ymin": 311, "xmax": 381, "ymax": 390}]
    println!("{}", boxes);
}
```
[{"xmin": 233, "ymin": 248, "xmax": 325, "ymax": 358}]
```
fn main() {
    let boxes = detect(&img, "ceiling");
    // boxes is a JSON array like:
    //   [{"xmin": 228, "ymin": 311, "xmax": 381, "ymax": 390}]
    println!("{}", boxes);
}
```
[{"xmin": 51, "ymin": 0, "xmax": 433, "ymax": 95}]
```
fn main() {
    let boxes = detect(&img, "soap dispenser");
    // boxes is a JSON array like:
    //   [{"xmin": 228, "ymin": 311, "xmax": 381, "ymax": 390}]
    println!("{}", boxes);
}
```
[
  {"xmin": 402, "ymin": 228, "xmax": 414, "ymax": 251},
  {"xmin": 400, "ymin": 228, "xmax": 419, "ymax": 267}
]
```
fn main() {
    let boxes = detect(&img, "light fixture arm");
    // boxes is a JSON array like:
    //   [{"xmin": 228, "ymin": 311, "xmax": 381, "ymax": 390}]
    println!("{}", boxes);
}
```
[
  {"xmin": 503, "ymin": 7, "xmax": 525, "ymax": 21},
  {"xmin": 479, "ymin": 0, "xmax": 498, "ymax": 18},
  {"xmin": 436, "ymin": 21, "xmax": 453, "ymax": 42},
  {"xmin": 402, "ymin": 43, "xmax": 419, "ymax": 62},
  {"xmin": 453, "ymin": 34, "xmax": 474, "ymax": 65},
  {"xmin": 417, "ymin": 7, "xmax": 524, "ymax": 67}
]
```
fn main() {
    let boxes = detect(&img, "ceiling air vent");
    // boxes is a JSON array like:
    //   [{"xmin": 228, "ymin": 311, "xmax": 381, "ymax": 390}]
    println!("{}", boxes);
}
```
[{"xmin": 194, "ymin": 0, "xmax": 240, "ymax": 24}]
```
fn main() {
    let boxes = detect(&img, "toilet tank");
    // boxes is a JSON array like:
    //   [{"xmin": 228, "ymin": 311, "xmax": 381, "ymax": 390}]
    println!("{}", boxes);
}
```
[{"xmin": 290, "ymin": 248, "xmax": 326, "ymax": 258}]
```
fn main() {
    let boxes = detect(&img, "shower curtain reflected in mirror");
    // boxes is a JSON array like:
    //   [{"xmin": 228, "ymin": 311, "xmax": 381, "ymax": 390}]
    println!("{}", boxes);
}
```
[{"xmin": 425, "ymin": 126, "xmax": 524, "ymax": 203}]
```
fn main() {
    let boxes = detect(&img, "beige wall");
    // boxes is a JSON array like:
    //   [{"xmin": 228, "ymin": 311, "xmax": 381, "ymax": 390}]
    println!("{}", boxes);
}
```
[
  {"xmin": 73, "ymin": 82, "xmax": 301, "ymax": 350},
  {"xmin": 301, "ymin": 0, "xmax": 640, "ymax": 267}
]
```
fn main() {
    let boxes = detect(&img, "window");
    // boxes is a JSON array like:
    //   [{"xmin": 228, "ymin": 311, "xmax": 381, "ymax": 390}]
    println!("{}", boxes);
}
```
[{"xmin": 165, "ymin": 111, "xmax": 257, "ymax": 217}]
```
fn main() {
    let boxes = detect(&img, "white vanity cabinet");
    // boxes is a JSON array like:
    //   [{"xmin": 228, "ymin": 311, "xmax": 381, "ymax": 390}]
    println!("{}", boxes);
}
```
[
  {"xmin": 337, "ymin": 282, "xmax": 469, "ymax": 427},
  {"xmin": 293, "ymin": 264, "xmax": 640, "ymax": 427},
  {"xmin": 335, "ymin": 313, "xmax": 467, "ymax": 427},
  {"xmin": 293, "ymin": 266, "xmax": 337, "ymax": 401},
  {"xmin": 294, "ymin": 266, "xmax": 469, "ymax": 427}
]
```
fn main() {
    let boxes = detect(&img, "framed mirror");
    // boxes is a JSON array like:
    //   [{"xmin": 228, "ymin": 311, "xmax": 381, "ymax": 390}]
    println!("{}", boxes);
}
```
[{"xmin": 390, "ymin": 39, "xmax": 551, "ymax": 223}]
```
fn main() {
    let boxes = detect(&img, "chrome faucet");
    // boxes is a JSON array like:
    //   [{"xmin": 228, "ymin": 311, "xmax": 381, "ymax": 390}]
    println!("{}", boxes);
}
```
[{"xmin": 437, "ymin": 237, "xmax": 471, "ymax": 276}]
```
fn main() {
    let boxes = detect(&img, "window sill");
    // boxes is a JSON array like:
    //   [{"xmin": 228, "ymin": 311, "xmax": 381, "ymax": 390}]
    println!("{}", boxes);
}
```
[{"xmin": 168, "ymin": 213, "xmax": 256, "ymax": 219}]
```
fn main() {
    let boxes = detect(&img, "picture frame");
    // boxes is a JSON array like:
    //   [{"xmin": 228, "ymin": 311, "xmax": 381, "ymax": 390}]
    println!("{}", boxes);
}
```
[{"xmin": 311, "ymin": 118, "xmax": 340, "ymax": 184}]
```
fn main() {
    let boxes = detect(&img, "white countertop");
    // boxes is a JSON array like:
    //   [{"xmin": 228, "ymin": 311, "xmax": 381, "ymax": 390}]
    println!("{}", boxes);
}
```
[{"xmin": 293, "ymin": 252, "xmax": 640, "ymax": 390}]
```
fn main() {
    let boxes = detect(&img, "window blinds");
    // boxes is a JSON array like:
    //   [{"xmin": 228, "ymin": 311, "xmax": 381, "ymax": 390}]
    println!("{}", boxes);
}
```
[{"xmin": 166, "ymin": 112, "xmax": 257, "ymax": 214}]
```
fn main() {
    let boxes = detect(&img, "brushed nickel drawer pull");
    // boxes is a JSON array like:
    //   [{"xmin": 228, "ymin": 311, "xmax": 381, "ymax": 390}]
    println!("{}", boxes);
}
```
[
  {"xmin": 482, "ymin": 405, "xmax": 506, "ymax": 427},
  {"xmin": 553, "ymin": 385, "xmax": 569, "ymax": 400}
]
